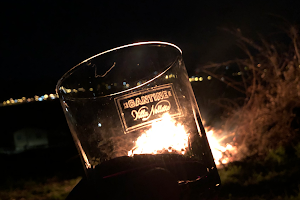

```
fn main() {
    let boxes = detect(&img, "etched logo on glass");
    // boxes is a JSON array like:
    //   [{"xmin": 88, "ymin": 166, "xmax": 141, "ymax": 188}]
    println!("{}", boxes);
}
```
[{"xmin": 115, "ymin": 83, "xmax": 182, "ymax": 133}]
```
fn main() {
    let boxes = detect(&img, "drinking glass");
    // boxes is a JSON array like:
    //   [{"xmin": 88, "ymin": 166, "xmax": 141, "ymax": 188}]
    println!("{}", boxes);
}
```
[{"xmin": 56, "ymin": 41, "xmax": 221, "ymax": 199}]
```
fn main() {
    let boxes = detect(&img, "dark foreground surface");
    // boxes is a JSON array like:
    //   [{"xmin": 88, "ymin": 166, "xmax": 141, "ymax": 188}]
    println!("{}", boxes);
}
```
[
  {"xmin": 0, "ymin": 146, "xmax": 84, "ymax": 182},
  {"xmin": 1, "ymin": 145, "xmax": 300, "ymax": 200},
  {"xmin": 0, "ymin": 146, "xmax": 83, "ymax": 200},
  {"xmin": 67, "ymin": 154, "xmax": 220, "ymax": 200}
]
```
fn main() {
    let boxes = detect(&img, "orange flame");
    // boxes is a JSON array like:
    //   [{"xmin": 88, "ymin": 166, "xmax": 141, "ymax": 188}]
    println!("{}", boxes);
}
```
[
  {"xmin": 128, "ymin": 113, "xmax": 190, "ymax": 156},
  {"xmin": 206, "ymin": 128, "xmax": 237, "ymax": 165},
  {"xmin": 128, "ymin": 113, "xmax": 237, "ymax": 166}
]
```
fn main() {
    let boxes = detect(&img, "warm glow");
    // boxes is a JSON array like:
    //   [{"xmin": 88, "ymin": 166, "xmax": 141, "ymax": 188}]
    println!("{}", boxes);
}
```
[
  {"xmin": 206, "ymin": 128, "xmax": 237, "ymax": 166},
  {"xmin": 78, "ymin": 87, "xmax": 85, "ymax": 92},
  {"xmin": 66, "ymin": 89, "xmax": 72, "ymax": 93},
  {"xmin": 49, "ymin": 94, "xmax": 55, "ymax": 99},
  {"xmin": 128, "ymin": 113, "xmax": 189, "ymax": 156}
]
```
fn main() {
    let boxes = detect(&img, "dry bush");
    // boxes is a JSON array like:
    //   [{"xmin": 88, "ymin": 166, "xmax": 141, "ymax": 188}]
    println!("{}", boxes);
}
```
[{"xmin": 202, "ymin": 25, "xmax": 300, "ymax": 159}]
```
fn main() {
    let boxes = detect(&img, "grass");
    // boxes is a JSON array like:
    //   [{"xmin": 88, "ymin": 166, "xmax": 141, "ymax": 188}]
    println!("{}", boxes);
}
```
[
  {"xmin": 1, "ymin": 164, "xmax": 299, "ymax": 200},
  {"xmin": 0, "ymin": 145, "xmax": 299, "ymax": 200},
  {"xmin": 217, "ymin": 145, "xmax": 300, "ymax": 200},
  {"xmin": 0, "ymin": 176, "xmax": 81, "ymax": 200}
]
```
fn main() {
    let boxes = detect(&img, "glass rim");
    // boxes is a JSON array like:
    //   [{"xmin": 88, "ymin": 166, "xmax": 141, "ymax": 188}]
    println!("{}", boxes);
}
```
[{"xmin": 55, "ymin": 41, "xmax": 182, "ymax": 99}]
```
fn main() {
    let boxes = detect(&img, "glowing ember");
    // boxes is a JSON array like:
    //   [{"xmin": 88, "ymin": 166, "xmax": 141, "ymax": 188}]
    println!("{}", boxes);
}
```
[
  {"xmin": 206, "ymin": 128, "xmax": 237, "ymax": 166},
  {"xmin": 128, "ymin": 113, "xmax": 190, "ymax": 156}
]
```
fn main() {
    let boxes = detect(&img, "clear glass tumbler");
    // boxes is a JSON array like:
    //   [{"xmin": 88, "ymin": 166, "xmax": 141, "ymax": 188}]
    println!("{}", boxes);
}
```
[{"xmin": 56, "ymin": 41, "xmax": 220, "ymax": 200}]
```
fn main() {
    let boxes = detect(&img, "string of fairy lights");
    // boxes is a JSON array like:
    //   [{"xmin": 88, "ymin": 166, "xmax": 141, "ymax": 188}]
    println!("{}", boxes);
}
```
[{"xmin": 1, "ymin": 73, "xmax": 243, "ymax": 107}]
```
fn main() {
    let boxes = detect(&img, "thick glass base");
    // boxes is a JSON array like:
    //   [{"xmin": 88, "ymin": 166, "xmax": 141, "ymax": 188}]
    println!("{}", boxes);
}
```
[{"xmin": 67, "ymin": 154, "xmax": 220, "ymax": 200}]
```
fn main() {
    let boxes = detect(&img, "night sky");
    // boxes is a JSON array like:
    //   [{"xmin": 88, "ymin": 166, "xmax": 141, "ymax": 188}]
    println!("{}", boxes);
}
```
[{"xmin": 1, "ymin": 0, "xmax": 300, "ymax": 100}]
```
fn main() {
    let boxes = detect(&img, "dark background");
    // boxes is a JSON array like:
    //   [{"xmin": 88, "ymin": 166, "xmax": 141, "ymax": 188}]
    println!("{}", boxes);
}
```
[{"xmin": 1, "ymin": 1, "xmax": 300, "ymax": 100}]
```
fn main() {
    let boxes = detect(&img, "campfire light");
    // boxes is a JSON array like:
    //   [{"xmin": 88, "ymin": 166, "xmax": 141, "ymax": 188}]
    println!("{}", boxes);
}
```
[
  {"xmin": 128, "ymin": 113, "xmax": 237, "ymax": 166},
  {"xmin": 128, "ymin": 113, "xmax": 190, "ymax": 156},
  {"xmin": 206, "ymin": 128, "xmax": 237, "ymax": 166}
]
